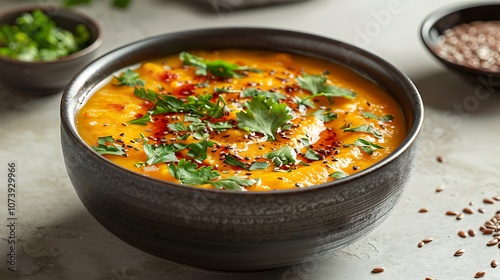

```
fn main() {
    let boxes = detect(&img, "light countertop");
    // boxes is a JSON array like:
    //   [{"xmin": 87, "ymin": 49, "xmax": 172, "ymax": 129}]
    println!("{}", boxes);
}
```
[{"xmin": 1, "ymin": 0, "xmax": 500, "ymax": 279}]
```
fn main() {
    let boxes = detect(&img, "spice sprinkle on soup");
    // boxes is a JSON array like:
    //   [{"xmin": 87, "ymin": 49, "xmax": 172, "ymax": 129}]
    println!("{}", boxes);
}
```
[{"xmin": 77, "ymin": 49, "xmax": 406, "ymax": 191}]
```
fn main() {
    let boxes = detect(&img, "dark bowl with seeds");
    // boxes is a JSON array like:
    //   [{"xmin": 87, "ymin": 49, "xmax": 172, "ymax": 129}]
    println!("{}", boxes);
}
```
[
  {"xmin": 60, "ymin": 27, "xmax": 424, "ymax": 271},
  {"xmin": 421, "ymin": 2, "xmax": 500, "ymax": 86}
]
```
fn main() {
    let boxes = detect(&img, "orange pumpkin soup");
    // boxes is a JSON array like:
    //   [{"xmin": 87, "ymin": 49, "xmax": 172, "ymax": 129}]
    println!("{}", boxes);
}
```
[{"xmin": 76, "ymin": 49, "xmax": 406, "ymax": 191}]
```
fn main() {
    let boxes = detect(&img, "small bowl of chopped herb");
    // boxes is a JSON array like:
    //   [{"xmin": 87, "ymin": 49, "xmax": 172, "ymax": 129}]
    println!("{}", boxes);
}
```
[
  {"xmin": 0, "ymin": 6, "xmax": 101, "ymax": 94},
  {"xmin": 421, "ymin": 2, "xmax": 500, "ymax": 87}
]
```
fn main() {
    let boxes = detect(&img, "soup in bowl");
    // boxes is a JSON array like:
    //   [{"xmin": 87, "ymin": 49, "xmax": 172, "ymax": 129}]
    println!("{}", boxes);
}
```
[{"xmin": 61, "ymin": 28, "xmax": 423, "ymax": 271}]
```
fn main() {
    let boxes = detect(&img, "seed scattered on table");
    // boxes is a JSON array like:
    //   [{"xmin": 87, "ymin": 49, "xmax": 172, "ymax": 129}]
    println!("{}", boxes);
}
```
[
  {"xmin": 458, "ymin": 230, "xmax": 467, "ymax": 238},
  {"xmin": 454, "ymin": 249, "xmax": 465, "ymax": 257},
  {"xmin": 474, "ymin": 271, "xmax": 486, "ymax": 278},
  {"xmin": 436, "ymin": 156, "xmax": 444, "ymax": 163},
  {"xmin": 418, "ymin": 241, "xmax": 424, "ymax": 248},
  {"xmin": 463, "ymin": 207, "xmax": 474, "ymax": 214},
  {"xmin": 419, "ymin": 208, "xmax": 430, "ymax": 213},
  {"xmin": 456, "ymin": 213, "xmax": 464, "ymax": 220},
  {"xmin": 446, "ymin": 210, "xmax": 459, "ymax": 216},
  {"xmin": 492, "ymin": 259, "xmax": 498, "ymax": 268},
  {"xmin": 436, "ymin": 186, "xmax": 444, "ymax": 193},
  {"xmin": 371, "ymin": 267, "xmax": 385, "ymax": 273},
  {"xmin": 483, "ymin": 198, "xmax": 495, "ymax": 204},
  {"xmin": 478, "ymin": 208, "xmax": 486, "ymax": 214},
  {"xmin": 468, "ymin": 229, "xmax": 476, "ymax": 237}
]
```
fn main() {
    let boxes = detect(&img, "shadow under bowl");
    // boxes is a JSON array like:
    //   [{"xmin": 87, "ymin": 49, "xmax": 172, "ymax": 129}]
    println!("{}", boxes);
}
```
[
  {"xmin": 0, "ymin": 6, "xmax": 102, "ymax": 95},
  {"xmin": 60, "ymin": 27, "xmax": 424, "ymax": 271},
  {"xmin": 421, "ymin": 2, "xmax": 500, "ymax": 87}
]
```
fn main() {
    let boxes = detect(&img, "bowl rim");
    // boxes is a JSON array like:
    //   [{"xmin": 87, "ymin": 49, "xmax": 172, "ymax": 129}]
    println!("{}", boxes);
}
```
[
  {"xmin": 0, "ymin": 5, "xmax": 103, "ymax": 65},
  {"xmin": 420, "ymin": 2, "xmax": 500, "ymax": 77},
  {"xmin": 61, "ymin": 27, "xmax": 424, "ymax": 196}
]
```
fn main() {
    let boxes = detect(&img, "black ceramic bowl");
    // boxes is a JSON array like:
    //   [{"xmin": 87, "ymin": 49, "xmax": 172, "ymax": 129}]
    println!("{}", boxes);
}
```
[
  {"xmin": 61, "ymin": 28, "xmax": 423, "ymax": 271},
  {"xmin": 0, "ymin": 6, "xmax": 102, "ymax": 95},
  {"xmin": 421, "ymin": 2, "xmax": 500, "ymax": 86}
]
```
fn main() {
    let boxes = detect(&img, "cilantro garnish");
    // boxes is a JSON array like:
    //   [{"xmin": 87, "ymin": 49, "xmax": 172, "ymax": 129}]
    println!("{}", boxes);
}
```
[
  {"xmin": 296, "ymin": 72, "xmax": 356, "ymax": 108},
  {"xmin": 91, "ymin": 136, "xmax": 125, "ymax": 156},
  {"xmin": 179, "ymin": 52, "xmax": 261, "ymax": 78},
  {"xmin": 249, "ymin": 162, "xmax": 270, "ymax": 170},
  {"xmin": 264, "ymin": 146, "xmax": 298, "ymax": 168},
  {"xmin": 361, "ymin": 111, "xmax": 394, "ymax": 122},
  {"xmin": 353, "ymin": 138, "xmax": 384, "ymax": 155},
  {"xmin": 236, "ymin": 95, "xmax": 293, "ymax": 141},
  {"xmin": 128, "ymin": 112, "xmax": 152, "ymax": 126},
  {"xmin": 186, "ymin": 140, "xmax": 214, "ymax": 161},
  {"xmin": 330, "ymin": 171, "xmax": 348, "ymax": 179},
  {"xmin": 115, "ymin": 69, "xmax": 145, "ymax": 87},
  {"xmin": 310, "ymin": 109, "xmax": 338, "ymax": 122},
  {"xmin": 241, "ymin": 88, "xmax": 286, "ymax": 102},
  {"xmin": 343, "ymin": 125, "xmax": 383, "ymax": 139},
  {"xmin": 168, "ymin": 159, "xmax": 256, "ymax": 191},
  {"xmin": 223, "ymin": 154, "xmax": 249, "ymax": 170},
  {"xmin": 304, "ymin": 148, "xmax": 321, "ymax": 161},
  {"xmin": 0, "ymin": 9, "xmax": 90, "ymax": 61},
  {"xmin": 129, "ymin": 87, "xmax": 228, "ymax": 124}
]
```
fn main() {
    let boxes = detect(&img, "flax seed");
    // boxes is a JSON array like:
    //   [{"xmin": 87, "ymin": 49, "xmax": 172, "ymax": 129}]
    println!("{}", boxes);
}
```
[
  {"xmin": 491, "ymin": 259, "xmax": 498, "ymax": 268},
  {"xmin": 458, "ymin": 230, "xmax": 467, "ymax": 238},
  {"xmin": 454, "ymin": 249, "xmax": 465, "ymax": 257},
  {"xmin": 422, "ymin": 238, "xmax": 434, "ymax": 243},
  {"xmin": 436, "ymin": 186, "xmax": 444, "ymax": 192},
  {"xmin": 418, "ymin": 241, "xmax": 425, "ymax": 248},
  {"xmin": 483, "ymin": 198, "xmax": 495, "ymax": 204},
  {"xmin": 463, "ymin": 207, "xmax": 474, "ymax": 214},
  {"xmin": 419, "ymin": 208, "xmax": 429, "ymax": 213},
  {"xmin": 468, "ymin": 229, "xmax": 476, "ymax": 237},
  {"xmin": 474, "ymin": 271, "xmax": 486, "ymax": 278},
  {"xmin": 371, "ymin": 267, "xmax": 385, "ymax": 273},
  {"xmin": 478, "ymin": 208, "xmax": 486, "ymax": 214},
  {"xmin": 456, "ymin": 213, "xmax": 464, "ymax": 220},
  {"xmin": 487, "ymin": 238, "xmax": 499, "ymax": 246},
  {"xmin": 446, "ymin": 210, "xmax": 459, "ymax": 216}
]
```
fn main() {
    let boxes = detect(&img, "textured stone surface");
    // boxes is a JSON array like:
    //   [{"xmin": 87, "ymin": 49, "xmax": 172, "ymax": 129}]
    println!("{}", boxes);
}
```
[{"xmin": 1, "ymin": 0, "xmax": 500, "ymax": 279}]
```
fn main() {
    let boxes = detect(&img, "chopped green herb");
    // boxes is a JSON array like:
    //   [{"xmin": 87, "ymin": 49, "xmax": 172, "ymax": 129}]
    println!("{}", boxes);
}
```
[
  {"xmin": 304, "ymin": 148, "xmax": 321, "ymax": 161},
  {"xmin": 241, "ymin": 88, "xmax": 287, "ymax": 102},
  {"xmin": 361, "ymin": 111, "xmax": 394, "ymax": 122},
  {"xmin": 0, "ymin": 9, "xmax": 91, "ymax": 61},
  {"xmin": 343, "ymin": 125, "xmax": 383, "ymax": 139},
  {"xmin": 311, "ymin": 109, "xmax": 338, "ymax": 122},
  {"xmin": 186, "ymin": 140, "xmax": 214, "ymax": 161},
  {"xmin": 179, "ymin": 52, "xmax": 261, "ymax": 78},
  {"xmin": 224, "ymin": 154, "xmax": 249, "ymax": 170},
  {"xmin": 330, "ymin": 171, "xmax": 348, "ymax": 179},
  {"xmin": 168, "ymin": 159, "xmax": 255, "ymax": 191},
  {"xmin": 128, "ymin": 112, "xmax": 152, "ymax": 126},
  {"xmin": 264, "ymin": 146, "xmax": 297, "ymax": 168},
  {"xmin": 143, "ymin": 142, "xmax": 178, "ymax": 165},
  {"xmin": 236, "ymin": 95, "xmax": 293, "ymax": 141},
  {"xmin": 353, "ymin": 138, "xmax": 384, "ymax": 155},
  {"xmin": 115, "ymin": 69, "xmax": 145, "ymax": 87},
  {"xmin": 249, "ymin": 162, "xmax": 270, "ymax": 170},
  {"xmin": 91, "ymin": 136, "xmax": 125, "ymax": 156},
  {"xmin": 296, "ymin": 72, "xmax": 356, "ymax": 108}
]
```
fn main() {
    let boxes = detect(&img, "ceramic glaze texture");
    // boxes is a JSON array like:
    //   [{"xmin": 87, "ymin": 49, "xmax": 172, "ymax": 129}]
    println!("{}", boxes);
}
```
[{"xmin": 60, "ymin": 28, "xmax": 423, "ymax": 271}]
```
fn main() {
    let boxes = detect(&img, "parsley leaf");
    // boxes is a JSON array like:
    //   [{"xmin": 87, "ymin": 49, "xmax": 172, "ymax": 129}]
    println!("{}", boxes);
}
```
[
  {"xmin": 297, "ymin": 72, "xmax": 356, "ymax": 108},
  {"xmin": 311, "ymin": 109, "xmax": 338, "ymax": 122},
  {"xmin": 91, "ymin": 136, "xmax": 125, "ymax": 156},
  {"xmin": 168, "ymin": 159, "xmax": 256, "ymax": 191},
  {"xmin": 361, "ymin": 111, "xmax": 394, "ymax": 122},
  {"xmin": 353, "ymin": 138, "xmax": 384, "ymax": 155},
  {"xmin": 115, "ymin": 69, "xmax": 145, "ymax": 87},
  {"xmin": 264, "ymin": 146, "xmax": 298, "ymax": 168},
  {"xmin": 236, "ymin": 95, "xmax": 293, "ymax": 141},
  {"xmin": 330, "ymin": 171, "xmax": 348, "ymax": 179},
  {"xmin": 128, "ymin": 112, "xmax": 152, "ymax": 126},
  {"xmin": 186, "ymin": 140, "xmax": 214, "ymax": 161},
  {"xmin": 223, "ymin": 154, "xmax": 249, "ymax": 170},
  {"xmin": 168, "ymin": 159, "xmax": 219, "ymax": 185},
  {"xmin": 143, "ymin": 142, "xmax": 178, "ymax": 166},
  {"xmin": 241, "ymin": 88, "xmax": 287, "ymax": 102},
  {"xmin": 179, "ymin": 52, "xmax": 261, "ymax": 78},
  {"xmin": 209, "ymin": 177, "xmax": 257, "ymax": 191},
  {"xmin": 304, "ymin": 148, "xmax": 321, "ymax": 161},
  {"xmin": 343, "ymin": 125, "xmax": 383, "ymax": 139},
  {"xmin": 249, "ymin": 162, "xmax": 270, "ymax": 170}
]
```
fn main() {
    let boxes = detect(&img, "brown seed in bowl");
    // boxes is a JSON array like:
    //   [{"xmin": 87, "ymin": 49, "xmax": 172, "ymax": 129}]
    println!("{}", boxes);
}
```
[{"xmin": 371, "ymin": 267, "xmax": 385, "ymax": 273}]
